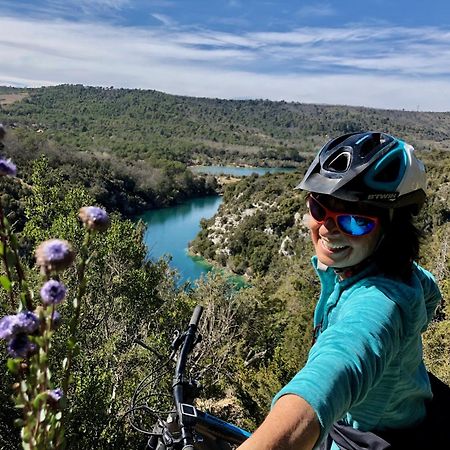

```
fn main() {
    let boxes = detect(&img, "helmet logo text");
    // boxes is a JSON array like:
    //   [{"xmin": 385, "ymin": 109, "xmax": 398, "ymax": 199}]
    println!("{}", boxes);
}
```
[{"xmin": 366, "ymin": 193, "xmax": 399, "ymax": 201}]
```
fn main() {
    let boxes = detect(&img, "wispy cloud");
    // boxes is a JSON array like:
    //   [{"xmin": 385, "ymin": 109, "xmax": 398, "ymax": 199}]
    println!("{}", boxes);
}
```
[
  {"xmin": 0, "ymin": 15, "xmax": 449, "ymax": 110},
  {"xmin": 0, "ymin": 0, "xmax": 131, "ymax": 22},
  {"xmin": 151, "ymin": 13, "xmax": 177, "ymax": 27}
]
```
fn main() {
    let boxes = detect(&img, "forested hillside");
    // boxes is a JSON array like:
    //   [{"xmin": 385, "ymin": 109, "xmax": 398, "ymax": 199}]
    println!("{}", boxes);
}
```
[
  {"xmin": 0, "ymin": 85, "xmax": 449, "ymax": 449},
  {"xmin": 1, "ymin": 84, "xmax": 450, "ymax": 219}
]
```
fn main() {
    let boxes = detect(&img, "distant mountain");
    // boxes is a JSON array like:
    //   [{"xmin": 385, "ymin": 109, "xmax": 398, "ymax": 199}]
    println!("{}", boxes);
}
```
[{"xmin": 1, "ymin": 84, "xmax": 449, "ymax": 165}]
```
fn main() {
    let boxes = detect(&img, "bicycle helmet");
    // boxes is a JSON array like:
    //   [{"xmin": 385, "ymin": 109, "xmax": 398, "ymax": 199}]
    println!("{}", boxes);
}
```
[{"xmin": 297, "ymin": 131, "xmax": 426, "ymax": 213}]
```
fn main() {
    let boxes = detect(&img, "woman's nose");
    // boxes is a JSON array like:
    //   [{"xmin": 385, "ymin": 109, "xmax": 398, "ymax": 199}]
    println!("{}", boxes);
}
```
[{"xmin": 321, "ymin": 217, "xmax": 340, "ymax": 234}]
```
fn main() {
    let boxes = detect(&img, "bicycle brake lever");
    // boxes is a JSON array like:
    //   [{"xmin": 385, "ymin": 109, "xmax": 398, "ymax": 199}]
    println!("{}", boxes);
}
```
[
  {"xmin": 171, "ymin": 330, "xmax": 183, "ymax": 352},
  {"xmin": 194, "ymin": 333, "xmax": 202, "ymax": 346}
]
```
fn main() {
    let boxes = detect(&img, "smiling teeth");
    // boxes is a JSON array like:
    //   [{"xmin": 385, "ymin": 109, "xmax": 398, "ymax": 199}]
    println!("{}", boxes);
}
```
[{"xmin": 323, "ymin": 241, "xmax": 347, "ymax": 249}]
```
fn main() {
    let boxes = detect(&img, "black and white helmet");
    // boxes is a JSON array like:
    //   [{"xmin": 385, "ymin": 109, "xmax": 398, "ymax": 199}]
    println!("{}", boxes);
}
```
[{"xmin": 297, "ymin": 131, "xmax": 426, "ymax": 212}]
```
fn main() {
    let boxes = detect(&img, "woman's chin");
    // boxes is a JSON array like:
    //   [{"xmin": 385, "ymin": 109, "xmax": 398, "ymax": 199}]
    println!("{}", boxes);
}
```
[{"xmin": 316, "ymin": 244, "xmax": 352, "ymax": 268}]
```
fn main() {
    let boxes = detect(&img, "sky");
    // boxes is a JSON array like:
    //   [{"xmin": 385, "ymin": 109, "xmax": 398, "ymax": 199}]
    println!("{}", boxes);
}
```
[{"xmin": 0, "ymin": 0, "xmax": 450, "ymax": 111}]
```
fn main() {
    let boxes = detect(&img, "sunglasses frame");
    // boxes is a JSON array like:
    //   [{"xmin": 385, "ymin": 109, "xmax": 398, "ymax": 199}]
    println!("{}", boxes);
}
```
[{"xmin": 306, "ymin": 194, "xmax": 380, "ymax": 237}]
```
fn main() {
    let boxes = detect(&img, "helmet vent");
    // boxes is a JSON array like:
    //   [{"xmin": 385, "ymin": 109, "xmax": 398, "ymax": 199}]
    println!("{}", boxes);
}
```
[
  {"xmin": 359, "ymin": 133, "xmax": 380, "ymax": 158},
  {"xmin": 372, "ymin": 157, "xmax": 401, "ymax": 182},
  {"xmin": 325, "ymin": 150, "xmax": 352, "ymax": 172},
  {"xmin": 359, "ymin": 133, "xmax": 394, "ymax": 158}
]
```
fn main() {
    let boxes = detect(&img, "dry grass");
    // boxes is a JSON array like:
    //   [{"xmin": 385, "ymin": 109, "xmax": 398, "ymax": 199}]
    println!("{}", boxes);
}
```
[{"xmin": 0, "ymin": 92, "xmax": 28, "ymax": 106}]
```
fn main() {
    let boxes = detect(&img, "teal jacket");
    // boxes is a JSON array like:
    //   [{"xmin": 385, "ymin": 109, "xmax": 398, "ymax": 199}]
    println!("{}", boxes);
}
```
[{"xmin": 273, "ymin": 257, "xmax": 442, "ymax": 445}]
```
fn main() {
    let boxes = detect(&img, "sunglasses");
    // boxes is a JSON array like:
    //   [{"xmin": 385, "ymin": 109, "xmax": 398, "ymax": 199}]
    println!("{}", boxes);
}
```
[{"xmin": 307, "ymin": 195, "xmax": 379, "ymax": 237}]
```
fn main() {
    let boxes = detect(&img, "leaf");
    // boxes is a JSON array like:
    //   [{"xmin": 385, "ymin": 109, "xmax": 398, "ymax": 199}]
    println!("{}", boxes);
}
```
[
  {"xmin": 14, "ymin": 418, "xmax": 24, "ymax": 427},
  {"xmin": 20, "ymin": 380, "xmax": 28, "ymax": 394},
  {"xmin": 39, "ymin": 407, "xmax": 47, "ymax": 423},
  {"xmin": 0, "ymin": 275, "xmax": 12, "ymax": 292},
  {"xmin": 67, "ymin": 337, "xmax": 76, "ymax": 350},
  {"xmin": 6, "ymin": 358, "xmax": 20, "ymax": 374},
  {"xmin": 32, "ymin": 392, "xmax": 49, "ymax": 409}
]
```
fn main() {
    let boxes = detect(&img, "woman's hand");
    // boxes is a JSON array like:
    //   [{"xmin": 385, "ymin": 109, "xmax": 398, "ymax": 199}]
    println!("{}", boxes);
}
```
[{"xmin": 237, "ymin": 394, "xmax": 320, "ymax": 450}]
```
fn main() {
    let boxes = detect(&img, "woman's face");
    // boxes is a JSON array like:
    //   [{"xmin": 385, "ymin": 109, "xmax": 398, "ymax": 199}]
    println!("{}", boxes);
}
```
[{"xmin": 307, "ymin": 195, "xmax": 383, "ymax": 269}]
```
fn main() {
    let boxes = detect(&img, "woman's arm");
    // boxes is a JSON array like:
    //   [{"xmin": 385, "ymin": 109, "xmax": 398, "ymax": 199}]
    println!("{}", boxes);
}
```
[{"xmin": 237, "ymin": 394, "xmax": 320, "ymax": 450}]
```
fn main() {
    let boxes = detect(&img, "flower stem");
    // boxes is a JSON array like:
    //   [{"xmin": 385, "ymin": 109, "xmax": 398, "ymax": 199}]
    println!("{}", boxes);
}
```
[
  {"xmin": 0, "ymin": 203, "xmax": 16, "ymax": 309},
  {"xmin": 62, "ymin": 230, "xmax": 91, "ymax": 395}
]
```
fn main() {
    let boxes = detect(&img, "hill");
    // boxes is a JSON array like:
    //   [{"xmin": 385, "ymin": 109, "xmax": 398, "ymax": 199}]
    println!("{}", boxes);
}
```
[
  {"xmin": 1, "ymin": 84, "xmax": 449, "ymax": 219},
  {"xmin": 2, "ymin": 85, "xmax": 450, "ymax": 164}
]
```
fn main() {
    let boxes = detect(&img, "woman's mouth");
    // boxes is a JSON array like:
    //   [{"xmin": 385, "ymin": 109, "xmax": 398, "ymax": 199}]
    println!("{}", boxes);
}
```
[{"xmin": 320, "ymin": 239, "xmax": 350, "ymax": 253}]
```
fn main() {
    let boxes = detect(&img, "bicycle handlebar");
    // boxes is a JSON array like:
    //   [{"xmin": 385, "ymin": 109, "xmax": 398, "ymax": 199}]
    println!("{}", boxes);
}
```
[
  {"xmin": 189, "ymin": 305, "xmax": 203, "ymax": 328},
  {"xmin": 132, "ymin": 304, "xmax": 250, "ymax": 449},
  {"xmin": 173, "ymin": 305, "xmax": 204, "ymax": 449}
]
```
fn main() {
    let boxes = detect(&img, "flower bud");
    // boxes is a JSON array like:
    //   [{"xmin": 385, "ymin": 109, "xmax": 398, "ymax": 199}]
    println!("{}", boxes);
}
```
[
  {"xmin": 78, "ymin": 206, "xmax": 109, "ymax": 232},
  {"xmin": 40, "ymin": 280, "xmax": 67, "ymax": 305},
  {"xmin": 7, "ymin": 334, "xmax": 37, "ymax": 358},
  {"xmin": 35, "ymin": 239, "xmax": 75, "ymax": 273}
]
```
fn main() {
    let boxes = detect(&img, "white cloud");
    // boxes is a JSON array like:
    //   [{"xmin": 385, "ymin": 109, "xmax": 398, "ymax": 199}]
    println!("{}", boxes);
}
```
[
  {"xmin": 0, "ymin": 16, "xmax": 449, "ymax": 111},
  {"xmin": 151, "ymin": 13, "xmax": 177, "ymax": 27}
]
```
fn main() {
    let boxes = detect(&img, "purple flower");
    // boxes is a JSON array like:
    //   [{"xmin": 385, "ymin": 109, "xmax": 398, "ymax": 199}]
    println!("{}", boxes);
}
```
[
  {"xmin": 7, "ymin": 334, "xmax": 37, "ymax": 358},
  {"xmin": 40, "ymin": 280, "xmax": 67, "ymax": 305},
  {"xmin": 35, "ymin": 239, "xmax": 75, "ymax": 272},
  {"xmin": 78, "ymin": 206, "xmax": 110, "ymax": 232},
  {"xmin": 0, "ymin": 158, "xmax": 16, "ymax": 176},
  {"xmin": 48, "ymin": 388, "xmax": 63, "ymax": 402},
  {"xmin": 16, "ymin": 311, "xmax": 40, "ymax": 334},
  {"xmin": 0, "ymin": 315, "xmax": 18, "ymax": 340},
  {"xmin": 0, "ymin": 311, "xmax": 39, "ymax": 340}
]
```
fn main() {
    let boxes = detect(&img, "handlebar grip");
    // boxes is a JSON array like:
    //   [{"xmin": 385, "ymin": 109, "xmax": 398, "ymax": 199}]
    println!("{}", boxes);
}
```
[{"xmin": 189, "ymin": 305, "xmax": 203, "ymax": 327}]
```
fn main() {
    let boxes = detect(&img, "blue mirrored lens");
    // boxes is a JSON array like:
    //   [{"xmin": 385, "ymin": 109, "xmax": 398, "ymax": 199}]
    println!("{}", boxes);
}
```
[{"xmin": 337, "ymin": 215, "xmax": 376, "ymax": 236}]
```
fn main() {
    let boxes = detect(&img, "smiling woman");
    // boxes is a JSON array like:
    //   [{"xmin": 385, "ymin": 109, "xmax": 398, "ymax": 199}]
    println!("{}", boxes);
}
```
[
  {"xmin": 305, "ymin": 194, "xmax": 383, "ymax": 272},
  {"xmin": 237, "ymin": 131, "xmax": 446, "ymax": 450}
]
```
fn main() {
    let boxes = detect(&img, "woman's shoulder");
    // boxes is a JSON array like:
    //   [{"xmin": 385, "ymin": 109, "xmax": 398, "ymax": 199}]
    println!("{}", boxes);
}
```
[{"xmin": 342, "ymin": 266, "xmax": 438, "ymax": 329}]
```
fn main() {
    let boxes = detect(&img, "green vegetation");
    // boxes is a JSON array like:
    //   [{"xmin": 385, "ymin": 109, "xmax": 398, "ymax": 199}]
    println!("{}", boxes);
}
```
[{"xmin": 0, "ymin": 85, "xmax": 449, "ymax": 448}]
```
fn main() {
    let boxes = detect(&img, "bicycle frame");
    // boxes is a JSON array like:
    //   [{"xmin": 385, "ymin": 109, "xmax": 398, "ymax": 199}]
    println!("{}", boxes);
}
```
[{"xmin": 133, "ymin": 305, "xmax": 251, "ymax": 450}]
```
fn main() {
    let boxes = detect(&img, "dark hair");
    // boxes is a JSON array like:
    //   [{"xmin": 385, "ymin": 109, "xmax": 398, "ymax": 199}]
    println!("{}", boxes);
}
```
[{"xmin": 374, "ymin": 206, "xmax": 423, "ymax": 280}]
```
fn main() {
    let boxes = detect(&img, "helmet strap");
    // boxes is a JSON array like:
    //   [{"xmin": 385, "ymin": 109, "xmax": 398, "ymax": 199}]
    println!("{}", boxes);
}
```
[{"xmin": 388, "ymin": 208, "xmax": 394, "ymax": 222}]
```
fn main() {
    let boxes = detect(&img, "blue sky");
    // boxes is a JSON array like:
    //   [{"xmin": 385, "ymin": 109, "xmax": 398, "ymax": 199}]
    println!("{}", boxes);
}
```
[{"xmin": 0, "ymin": 0, "xmax": 450, "ymax": 110}]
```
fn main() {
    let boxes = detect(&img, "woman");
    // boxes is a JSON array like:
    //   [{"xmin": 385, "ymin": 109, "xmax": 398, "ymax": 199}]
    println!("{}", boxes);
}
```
[{"xmin": 237, "ymin": 131, "xmax": 443, "ymax": 450}]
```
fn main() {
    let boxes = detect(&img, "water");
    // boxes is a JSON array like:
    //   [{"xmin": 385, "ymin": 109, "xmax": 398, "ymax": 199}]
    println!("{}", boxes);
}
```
[
  {"xmin": 139, "ymin": 166, "xmax": 296, "ymax": 284},
  {"xmin": 139, "ymin": 196, "xmax": 223, "ymax": 284},
  {"xmin": 189, "ymin": 165, "xmax": 296, "ymax": 177}
]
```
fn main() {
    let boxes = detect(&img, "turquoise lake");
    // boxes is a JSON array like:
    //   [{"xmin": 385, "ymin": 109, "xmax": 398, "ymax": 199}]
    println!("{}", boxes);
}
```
[
  {"xmin": 139, "ymin": 196, "xmax": 223, "ymax": 284},
  {"xmin": 139, "ymin": 166, "xmax": 296, "ymax": 284}
]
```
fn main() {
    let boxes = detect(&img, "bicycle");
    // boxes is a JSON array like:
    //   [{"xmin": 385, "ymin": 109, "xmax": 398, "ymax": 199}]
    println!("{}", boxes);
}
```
[{"xmin": 129, "ymin": 305, "xmax": 251, "ymax": 449}]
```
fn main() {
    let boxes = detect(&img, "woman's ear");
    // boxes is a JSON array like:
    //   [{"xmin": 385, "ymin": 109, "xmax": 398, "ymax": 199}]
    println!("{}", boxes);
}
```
[{"xmin": 302, "ymin": 213, "xmax": 311, "ymax": 226}]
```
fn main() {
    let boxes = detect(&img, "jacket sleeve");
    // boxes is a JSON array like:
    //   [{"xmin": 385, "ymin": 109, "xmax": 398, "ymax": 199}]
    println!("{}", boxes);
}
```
[
  {"xmin": 414, "ymin": 264, "xmax": 442, "ymax": 327},
  {"xmin": 272, "ymin": 285, "xmax": 404, "ymax": 440}
]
